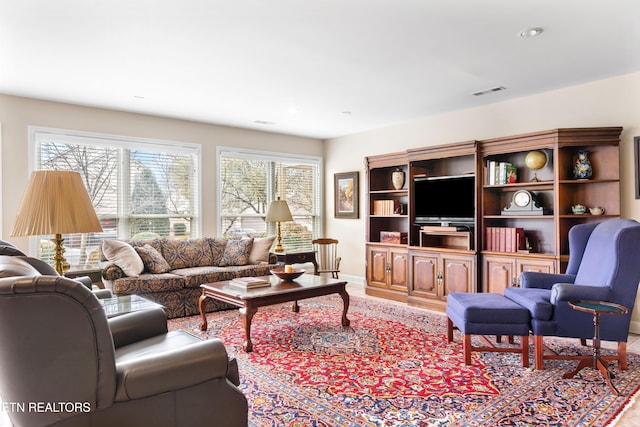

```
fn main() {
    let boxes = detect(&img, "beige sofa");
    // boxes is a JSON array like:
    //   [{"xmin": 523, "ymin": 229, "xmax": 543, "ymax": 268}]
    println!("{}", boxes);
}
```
[{"xmin": 101, "ymin": 236, "xmax": 277, "ymax": 318}]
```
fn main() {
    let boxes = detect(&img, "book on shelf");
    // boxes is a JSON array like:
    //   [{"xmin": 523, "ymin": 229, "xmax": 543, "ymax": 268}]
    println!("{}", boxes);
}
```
[
  {"xmin": 486, "ymin": 161, "xmax": 517, "ymax": 185},
  {"xmin": 373, "ymin": 199, "xmax": 404, "ymax": 215},
  {"xmin": 485, "ymin": 227, "xmax": 525, "ymax": 252},
  {"xmin": 506, "ymin": 165, "xmax": 517, "ymax": 183},
  {"xmin": 229, "ymin": 277, "xmax": 271, "ymax": 289}
]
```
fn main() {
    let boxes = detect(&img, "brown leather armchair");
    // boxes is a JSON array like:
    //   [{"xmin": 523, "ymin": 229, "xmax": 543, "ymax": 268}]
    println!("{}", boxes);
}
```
[
  {"xmin": 0, "ymin": 240, "xmax": 96, "ymax": 291},
  {"xmin": 0, "ymin": 273, "xmax": 248, "ymax": 426}
]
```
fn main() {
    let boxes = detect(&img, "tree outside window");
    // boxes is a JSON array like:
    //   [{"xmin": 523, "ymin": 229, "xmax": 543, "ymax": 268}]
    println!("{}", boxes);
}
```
[
  {"xmin": 34, "ymin": 130, "xmax": 200, "ymax": 266},
  {"xmin": 218, "ymin": 149, "xmax": 321, "ymax": 252}
]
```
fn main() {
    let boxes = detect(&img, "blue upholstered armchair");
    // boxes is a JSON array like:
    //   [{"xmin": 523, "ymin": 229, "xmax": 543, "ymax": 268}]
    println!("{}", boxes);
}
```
[{"xmin": 504, "ymin": 219, "xmax": 640, "ymax": 370}]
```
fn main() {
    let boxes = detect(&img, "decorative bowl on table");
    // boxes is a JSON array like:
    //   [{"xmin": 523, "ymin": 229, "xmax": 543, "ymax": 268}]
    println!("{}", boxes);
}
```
[{"xmin": 270, "ymin": 268, "xmax": 305, "ymax": 282}]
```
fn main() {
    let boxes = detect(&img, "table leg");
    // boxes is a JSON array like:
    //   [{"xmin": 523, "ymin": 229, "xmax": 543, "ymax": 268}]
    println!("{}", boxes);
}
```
[
  {"xmin": 292, "ymin": 301, "xmax": 300, "ymax": 312},
  {"xmin": 240, "ymin": 306, "xmax": 257, "ymax": 352},
  {"xmin": 198, "ymin": 293, "xmax": 209, "ymax": 331},
  {"xmin": 338, "ymin": 288, "xmax": 350, "ymax": 327},
  {"xmin": 596, "ymin": 358, "xmax": 620, "ymax": 395},
  {"xmin": 562, "ymin": 358, "xmax": 591, "ymax": 379},
  {"xmin": 562, "ymin": 311, "xmax": 620, "ymax": 395}
]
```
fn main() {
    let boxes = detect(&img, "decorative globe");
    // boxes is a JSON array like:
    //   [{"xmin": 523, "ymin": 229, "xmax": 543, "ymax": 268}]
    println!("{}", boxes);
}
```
[{"xmin": 525, "ymin": 150, "xmax": 547, "ymax": 170}]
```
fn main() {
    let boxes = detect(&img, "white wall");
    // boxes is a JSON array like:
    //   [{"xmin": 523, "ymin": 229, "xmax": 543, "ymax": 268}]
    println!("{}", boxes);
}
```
[
  {"xmin": 324, "ymin": 71, "xmax": 640, "ymax": 331},
  {"xmin": 3, "ymin": 72, "xmax": 640, "ymax": 329},
  {"xmin": 0, "ymin": 94, "xmax": 323, "ymax": 249}
]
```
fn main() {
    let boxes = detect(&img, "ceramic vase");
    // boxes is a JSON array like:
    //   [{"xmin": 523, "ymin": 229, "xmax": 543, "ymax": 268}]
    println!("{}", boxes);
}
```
[
  {"xmin": 573, "ymin": 149, "xmax": 592, "ymax": 180},
  {"xmin": 392, "ymin": 168, "xmax": 405, "ymax": 190}
]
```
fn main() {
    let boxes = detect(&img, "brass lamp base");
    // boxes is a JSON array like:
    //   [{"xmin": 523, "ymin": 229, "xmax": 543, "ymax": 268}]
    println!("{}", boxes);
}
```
[
  {"xmin": 274, "ymin": 221, "xmax": 284, "ymax": 253},
  {"xmin": 52, "ymin": 233, "xmax": 69, "ymax": 276},
  {"xmin": 273, "ymin": 221, "xmax": 284, "ymax": 253}
]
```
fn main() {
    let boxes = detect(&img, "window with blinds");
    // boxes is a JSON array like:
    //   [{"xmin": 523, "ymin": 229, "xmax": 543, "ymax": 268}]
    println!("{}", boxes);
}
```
[
  {"xmin": 31, "ymin": 127, "xmax": 200, "ymax": 266},
  {"xmin": 218, "ymin": 147, "xmax": 322, "ymax": 252}
]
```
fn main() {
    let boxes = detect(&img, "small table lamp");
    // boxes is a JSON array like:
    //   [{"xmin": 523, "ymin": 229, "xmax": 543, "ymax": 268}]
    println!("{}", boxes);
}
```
[
  {"xmin": 265, "ymin": 197, "xmax": 293, "ymax": 253},
  {"xmin": 10, "ymin": 170, "xmax": 103, "ymax": 275}
]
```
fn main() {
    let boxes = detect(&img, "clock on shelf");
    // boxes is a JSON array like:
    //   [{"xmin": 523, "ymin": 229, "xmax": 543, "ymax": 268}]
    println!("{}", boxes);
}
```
[{"xmin": 502, "ymin": 190, "xmax": 551, "ymax": 216}]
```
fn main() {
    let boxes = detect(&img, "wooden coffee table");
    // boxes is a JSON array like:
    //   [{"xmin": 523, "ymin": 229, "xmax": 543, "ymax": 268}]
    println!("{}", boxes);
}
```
[{"xmin": 199, "ymin": 274, "xmax": 350, "ymax": 352}]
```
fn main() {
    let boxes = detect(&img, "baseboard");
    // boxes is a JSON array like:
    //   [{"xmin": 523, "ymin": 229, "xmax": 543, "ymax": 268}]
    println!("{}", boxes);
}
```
[
  {"xmin": 629, "ymin": 319, "xmax": 640, "ymax": 335},
  {"xmin": 342, "ymin": 274, "xmax": 365, "ymax": 286}
]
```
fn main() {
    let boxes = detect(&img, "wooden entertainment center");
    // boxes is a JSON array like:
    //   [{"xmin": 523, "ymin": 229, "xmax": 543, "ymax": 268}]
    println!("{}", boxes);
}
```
[{"xmin": 365, "ymin": 127, "xmax": 622, "ymax": 311}]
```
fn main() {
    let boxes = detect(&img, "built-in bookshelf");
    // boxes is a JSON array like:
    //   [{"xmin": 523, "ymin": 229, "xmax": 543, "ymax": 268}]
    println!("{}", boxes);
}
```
[{"xmin": 365, "ymin": 127, "xmax": 622, "ymax": 309}]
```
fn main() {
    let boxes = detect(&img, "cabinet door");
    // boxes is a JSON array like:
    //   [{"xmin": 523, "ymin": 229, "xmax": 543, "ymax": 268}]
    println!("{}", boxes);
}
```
[
  {"xmin": 442, "ymin": 254, "xmax": 475, "ymax": 295},
  {"xmin": 483, "ymin": 255, "xmax": 516, "ymax": 294},
  {"xmin": 367, "ymin": 247, "xmax": 389, "ymax": 289},
  {"xmin": 409, "ymin": 252, "xmax": 439, "ymax": 298},
  {"xmin": 389, "ymin": 248, "xmax": 408, "ymax": 291},
  {"xmin": 516, "ymin": 258, "xmax": 556, "ymax": 275},
  {"xmin": 515, "ymin": 258, "xmax": 556, "ymax": 287}
]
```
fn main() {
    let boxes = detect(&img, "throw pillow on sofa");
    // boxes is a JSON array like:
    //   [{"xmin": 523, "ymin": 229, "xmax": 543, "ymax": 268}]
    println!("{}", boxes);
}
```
[
  {"xmin": 135, "ymin": 244, "xmax": 172, "ymax": 274},
  {"xmin": 102, "ymin": 240, "xmax": 144, "ymax": 277},
  {"xmin": 248, "ymin": 236, "xmax": 276, "ymax": 264},
  {"xmin": 161, "ymin": 237, "xmax": 215, "ymax": 269},
  {"xmin": 220, "ymin": 238, "xmax": 254, "ymax": 266},
  {"xmin": 208, "ymin": 237, "xmax": 228, "ymax": 265}
]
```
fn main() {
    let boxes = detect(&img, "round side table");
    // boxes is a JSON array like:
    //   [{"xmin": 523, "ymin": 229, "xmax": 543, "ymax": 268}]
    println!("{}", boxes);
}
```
[{"xmin": 563, "ymin": 300, "xmax": 628, "ymax": 395}]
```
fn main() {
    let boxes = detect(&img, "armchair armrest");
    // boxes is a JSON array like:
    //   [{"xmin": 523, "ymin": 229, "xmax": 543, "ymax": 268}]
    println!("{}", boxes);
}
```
[
  {"xmin": 550, "ymin": 283, "xmax": 612, "ymax": 304},
  {"xmin": 93, "ymin": 288, "xmax": 113, "ymax": 299},
  {"xmin": 109, "ymin": 307, "xmax": 168, "ymax": 348},
  {"xmin": 115, "ymin": 338, "xmax": 231, "ymax": 401},
  {"xmin": 520, "ymin": 271, "xmax": 576, "ymax": 289}
]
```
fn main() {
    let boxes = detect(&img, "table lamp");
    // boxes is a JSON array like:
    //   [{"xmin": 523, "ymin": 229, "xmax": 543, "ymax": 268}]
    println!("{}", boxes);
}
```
[
  {"xmin": 265, "ymin": 197, "xmax": 293, "ymax": 253},
  {"xmin": 10, "ymin": 170, "xmax": 103, "ymax": 275}
]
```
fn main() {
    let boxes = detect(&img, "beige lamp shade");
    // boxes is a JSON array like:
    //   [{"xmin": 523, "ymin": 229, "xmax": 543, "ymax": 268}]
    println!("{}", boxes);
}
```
[
  {"xmin": 11, "ymin": 170, "xmax": 103, "ymax": 237},
  {"xmin": 265, "ymin": 197, "xmax": 293, "ymax": 253},
  {"xmin": 265, "ymin": 198, "xmax": 293, "ymax": 223}
]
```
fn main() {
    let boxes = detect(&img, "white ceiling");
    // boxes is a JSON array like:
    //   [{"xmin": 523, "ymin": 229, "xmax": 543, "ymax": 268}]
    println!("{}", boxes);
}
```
[{"xmin": 1, "ymin": 0, "xmax": 639, "ymax": 140}]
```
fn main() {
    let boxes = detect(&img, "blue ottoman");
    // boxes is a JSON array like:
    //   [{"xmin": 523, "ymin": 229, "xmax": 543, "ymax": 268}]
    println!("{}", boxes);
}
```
[{"xmin": 446, "ymin": 292, "xmax": 530, "ymax": 366}]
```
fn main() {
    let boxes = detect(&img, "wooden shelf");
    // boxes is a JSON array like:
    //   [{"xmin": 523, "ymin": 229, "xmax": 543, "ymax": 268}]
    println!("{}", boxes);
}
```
[
  {"xmin": 558, "ymin": 179, "xmax": 619, "ymax": 184},
  {"xmin": 366, "ymin": 126, "xmax": 622, "ymax": 307},
  {"xmin": 483, "ymin": 180, "xmax": 554, "ymax": 189},
  {"xmin": 370, "ymin": 189, "xmax": 408, "ymax": 194},
  {"xmin": 483, "ymin": 215, "xmax": 554, "ymax": 219},
  {"xmin": 420, "ymin": 230, "xmax": 471, "ymax": 250}
]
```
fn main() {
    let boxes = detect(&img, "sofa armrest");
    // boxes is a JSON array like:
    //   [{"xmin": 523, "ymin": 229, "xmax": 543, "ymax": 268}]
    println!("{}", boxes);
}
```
[
  {"xmin": 115, "ymin": 338, "xmax": 231, "ymax": 401},
  {"xmin": 102, "ymin": 263, "xmax": 126, "ymax": 281},
  {"xmin": 520, "ymin": 271, "xmax": 576, "ymax": 289},
  {"xmin": 550, "ymin": 283, "xmax": 612, "ymax": 304},
  {"xmin": 109, "ymin": 307, "xmax": 168, "ymax": 348}
]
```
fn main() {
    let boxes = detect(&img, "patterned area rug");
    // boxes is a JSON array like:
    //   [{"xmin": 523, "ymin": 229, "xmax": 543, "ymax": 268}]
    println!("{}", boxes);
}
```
[{"xmin": 168, "ymin": 295, "xmax": 640, "ymax": 426}]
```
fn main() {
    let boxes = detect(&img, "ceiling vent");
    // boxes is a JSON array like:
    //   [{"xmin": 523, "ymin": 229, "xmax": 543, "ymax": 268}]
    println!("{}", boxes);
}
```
[{"xmin": 472, "ymin": 86, "xmax": 506, "ymax": 96}]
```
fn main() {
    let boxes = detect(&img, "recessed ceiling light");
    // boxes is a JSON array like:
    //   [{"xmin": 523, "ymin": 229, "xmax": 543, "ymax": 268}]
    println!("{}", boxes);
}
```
[
  {"xmin": 472, "ymin": 86, "xmax": 506, "ymax": 96},
  {"xmin": 133, "ymin": 95, "xmax": 145, "ymax": 100},
  {"xmin": 520, "ymin": 27, "xmax": 543, "ymax": 38},
  {"xmin": 254, "ymin": 120, "xmax": 276, "ymax": 125}
]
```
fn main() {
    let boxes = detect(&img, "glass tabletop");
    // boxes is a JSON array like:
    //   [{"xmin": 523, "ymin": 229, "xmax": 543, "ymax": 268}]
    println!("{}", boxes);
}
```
[
  {"xmin": 100, "ymin": 294, "xmax": 163, "ymax": 317},
  {"xmin": 569, "ymin": 300, "xmax": 628, "ymax": 315}
]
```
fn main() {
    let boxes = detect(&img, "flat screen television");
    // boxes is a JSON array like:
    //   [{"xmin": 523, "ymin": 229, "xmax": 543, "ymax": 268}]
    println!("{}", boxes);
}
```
[{"xmin": 413, "ymin": 174, "xmax": 475, "ymax": 224}]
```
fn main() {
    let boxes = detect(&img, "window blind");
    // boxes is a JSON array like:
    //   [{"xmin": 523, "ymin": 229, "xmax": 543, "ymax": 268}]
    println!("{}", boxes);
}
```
[
  {"xmin": 31, "ymin": 127, "xmax": 201, "ymax": 266},
  {"xmin": 218, "ymin": 147, "xmax": 322, "ymax": 252}
]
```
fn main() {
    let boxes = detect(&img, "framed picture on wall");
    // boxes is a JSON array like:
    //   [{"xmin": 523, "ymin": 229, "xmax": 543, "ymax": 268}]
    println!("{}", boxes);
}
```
[
  {"xmin": 334, "ymin": 171, "xmax": 359, "ymax": 218},
  {"xmin": 635, "ymin": 136, "xmax": 640, "ymax": 199}
]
